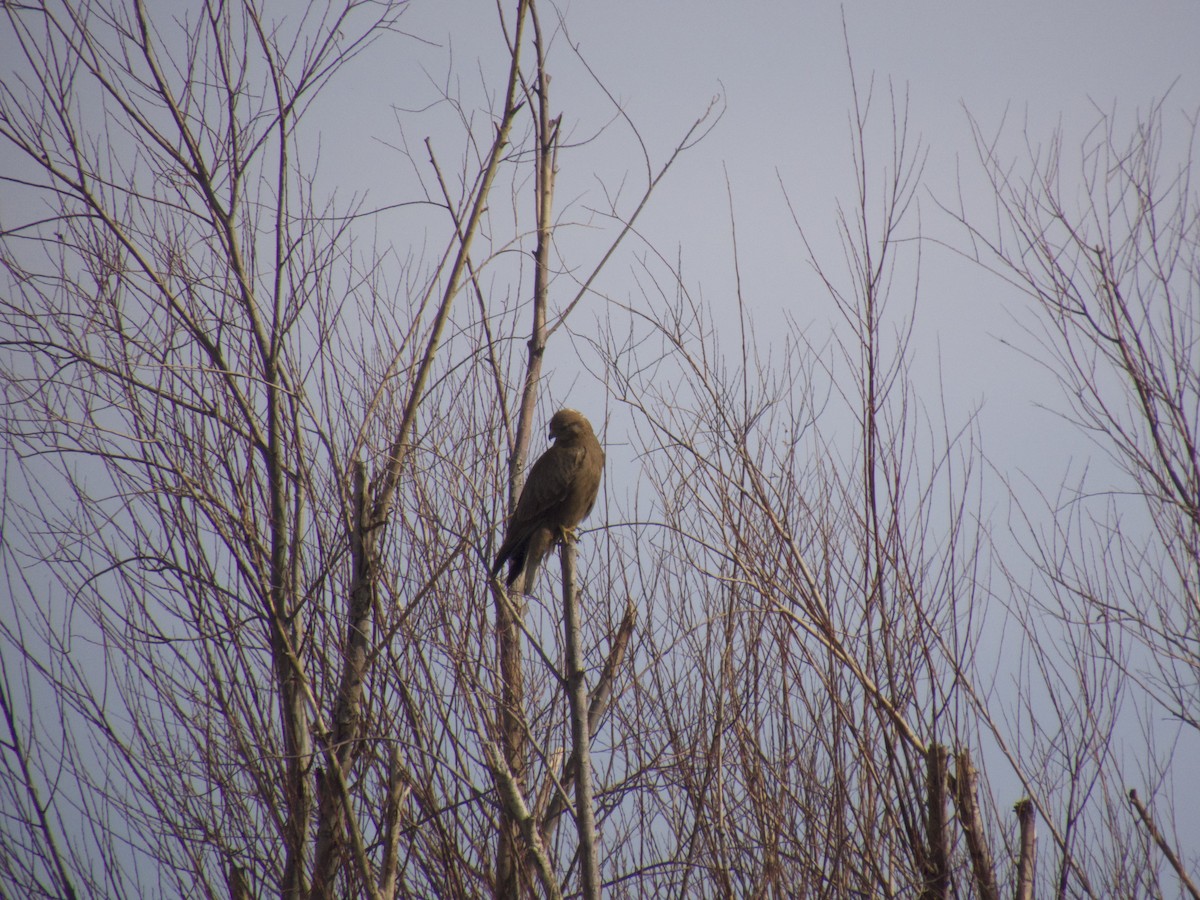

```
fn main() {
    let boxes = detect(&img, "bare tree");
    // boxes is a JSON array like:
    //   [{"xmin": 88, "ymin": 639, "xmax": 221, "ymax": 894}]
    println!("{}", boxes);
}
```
[
  {"xmin": 951, "ymin": 95, "xmax": 1200, "ymax": 893},
  {"xmin": 4, "ymin": 2, "xmax": 1195, "ymax": 897},
  {"xmin": 590, "ymin": 62, "xmax": 1196, "ymax": 898},
  {"xmin": 2, "ymin": 1, "xmax": 416, "ymax": 893},
  {"xmin": 590, "ymin": 69, "xmax": 1004, "ymax": 895},
  {"xmin": 0, "ymin": 1, "xmax": 713, "ymax": 897}
]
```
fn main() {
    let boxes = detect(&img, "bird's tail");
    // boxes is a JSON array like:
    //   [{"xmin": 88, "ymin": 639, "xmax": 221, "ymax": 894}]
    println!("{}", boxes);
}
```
[{"xmin": 491, "ymin": 541, "xmax": 528, "ymax": 587}]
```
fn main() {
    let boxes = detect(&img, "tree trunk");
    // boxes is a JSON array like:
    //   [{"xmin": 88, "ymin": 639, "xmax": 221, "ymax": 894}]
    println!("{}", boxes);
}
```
[
  {"xmin": 562, "ymin": 539, "xmax": 601, "ymax": 899},
  {"xmin": 954, "ymin": 748, "xmax": 999, "ymax": 900},
  {"xmin": 1014, "ymin": 798, "xmax": 1036, "ymax": 900}
]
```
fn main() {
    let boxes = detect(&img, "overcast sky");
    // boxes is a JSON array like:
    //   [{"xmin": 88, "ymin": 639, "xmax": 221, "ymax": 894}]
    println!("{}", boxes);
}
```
[
  {"xmin": 2, "ymin": 0, "xmax": 1198, "ymax": 878},
  {"xmin": 319, "ymin": 0, "xmax": 1200, "ymax": 483},
  {"xmin": 3, "ymin": 4, "xmax": 1194, "ymax": 462}
]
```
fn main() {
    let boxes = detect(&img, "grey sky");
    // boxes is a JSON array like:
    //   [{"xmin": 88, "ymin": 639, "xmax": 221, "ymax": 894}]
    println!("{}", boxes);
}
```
[
  {"xmin": 2, "ymin": 0, "xmax": 1198, "ymax": 886},
  {"xmin": 192, "ymin": 1, "xmax": 1199, "ymax": 642}
]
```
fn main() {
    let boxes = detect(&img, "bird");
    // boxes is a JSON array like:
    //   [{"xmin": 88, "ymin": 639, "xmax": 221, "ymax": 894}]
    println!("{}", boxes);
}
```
[{"xmin": 492, "ymin": 409, "xmax": 604, "ymax": 591}]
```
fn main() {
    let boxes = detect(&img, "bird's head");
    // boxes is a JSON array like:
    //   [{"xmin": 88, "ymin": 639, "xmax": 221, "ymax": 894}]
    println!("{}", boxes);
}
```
[{"xmin": 548, "ymin": 408, "xmax": 593, "ymax": 444}]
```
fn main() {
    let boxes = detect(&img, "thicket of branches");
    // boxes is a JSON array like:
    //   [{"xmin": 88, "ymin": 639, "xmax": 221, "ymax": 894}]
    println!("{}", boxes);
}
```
[{"xmin": 1, "ymin": 2, "xmax": 1196, "ymax": 897}]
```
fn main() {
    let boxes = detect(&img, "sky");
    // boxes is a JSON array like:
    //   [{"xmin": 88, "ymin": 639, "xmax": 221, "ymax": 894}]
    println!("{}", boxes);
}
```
[
  {"xmin": 3, "ymin": 0, "xmax": 1199, "ymax": 883},
  {"xmin": 4, "ymin": 1, "xmax": 1195, "ymax": 448},
  {"xmin": 311, "ymin": 0, "xmax": 1200, "ymax": 485}
]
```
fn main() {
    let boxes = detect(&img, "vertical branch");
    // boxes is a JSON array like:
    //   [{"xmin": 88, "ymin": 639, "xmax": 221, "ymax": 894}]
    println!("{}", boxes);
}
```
[
  {"xmin": 953, "ymin": 748, "xmax": 1000, "ymax": 900},
  {"xmin": 485, "ymin": 742, "xmax": 565, "ymax": 900},
  {"xmin": 538, "ymin": 600, "xmax": 635, "ymax": 845},
  {"xmin": 921, "ymin": 743, "xmax": 950, "ymax": 900},
  {"xmin": 509, "ymin": 0, "xmax": 559, "ymax": 469},
  {"xmin": 561, "ymin": 539, "xmax": 601, "ymax": 900},
  {"xmin": 496, "ymin": 2, "xmax": 554, "ymax": 893},
  {"xmin": 246, "ymin": 7, "xmax": 313, "ymax": 882},
  {"xmin": 494, "ymin": 595, "xmax": 528, "ymax": 898},
  {"xmin": 1014, "ymin": 798, "xmax": 1037, "ymax": 900},
  {"xmin": 227, "ymin": 862, "xmax": 250, "ymax": 900},
  {"xmin": 378, "ymin": 746, "xmax": 411, "ymax": 898},
  {"xmin": 312, "ymin": 459, "xmax": 380, "ymax": 899}
]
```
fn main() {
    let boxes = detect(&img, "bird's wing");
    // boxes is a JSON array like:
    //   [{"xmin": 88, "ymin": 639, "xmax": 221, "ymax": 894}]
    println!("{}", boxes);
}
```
[
  {"xmin": 491, "ymin": 443, "xmax": 582, "ymax": 580},
  {"xmin": 512, "ymin": 443, "xmax": 583, "ymax": 527}
]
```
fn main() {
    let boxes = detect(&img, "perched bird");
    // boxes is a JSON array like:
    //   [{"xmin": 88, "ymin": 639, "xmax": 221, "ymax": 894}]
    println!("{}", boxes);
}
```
[{"xmin": 492, "ymin": 409, "xmax": 604, "ymax": 591}]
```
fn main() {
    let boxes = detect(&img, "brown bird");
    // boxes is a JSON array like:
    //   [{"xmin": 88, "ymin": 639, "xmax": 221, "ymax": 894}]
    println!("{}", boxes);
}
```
[{"xmin": 492, "ymin": 409, "xmax": 604, "ymax": 591}]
